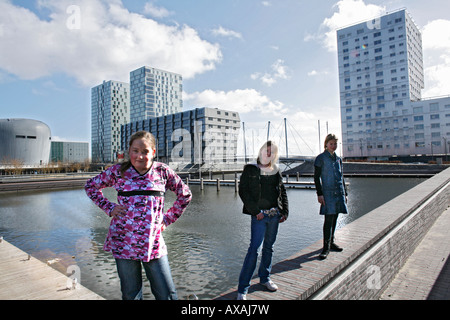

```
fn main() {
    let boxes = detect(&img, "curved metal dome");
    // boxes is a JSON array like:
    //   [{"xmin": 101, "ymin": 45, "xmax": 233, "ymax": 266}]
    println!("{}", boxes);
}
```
[{"xmin": 0, "ymin": 119, "xmax": 52, "ymax": 166}]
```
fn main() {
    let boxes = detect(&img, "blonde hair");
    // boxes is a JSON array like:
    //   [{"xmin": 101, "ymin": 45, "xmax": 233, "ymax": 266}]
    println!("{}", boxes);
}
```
[
  {"xmin": 257, "ymin": 140, "xmax": 279, "ymax": 167},
  {"xmin": 120, "ymin": 131, "xmax": 156, "ymax": 177},
  {"xmin": 324, "ymin": 133, "xmax": 338, "ymax": 149}
]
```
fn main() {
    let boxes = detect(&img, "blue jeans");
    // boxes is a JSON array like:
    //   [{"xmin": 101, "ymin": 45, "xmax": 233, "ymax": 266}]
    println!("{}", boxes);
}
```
[
  {"xmin": 238, "ymin": 213, "xmax": 280, "ymax": 294},
  {"xmin": 115, "ymin": 255, "xmax": 178, "ymax": 300}
]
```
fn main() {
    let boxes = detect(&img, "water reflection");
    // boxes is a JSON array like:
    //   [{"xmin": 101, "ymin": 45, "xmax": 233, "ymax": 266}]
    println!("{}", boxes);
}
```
[{"xmin": 0, "ymin": 177, "xmax": 425, "ymax": 299}]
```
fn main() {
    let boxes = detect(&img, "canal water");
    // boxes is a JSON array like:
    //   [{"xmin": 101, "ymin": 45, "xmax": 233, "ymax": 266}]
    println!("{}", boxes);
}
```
[{"xmin": 0, "ymin": 176, "xmax": 425, "ymax": 300}]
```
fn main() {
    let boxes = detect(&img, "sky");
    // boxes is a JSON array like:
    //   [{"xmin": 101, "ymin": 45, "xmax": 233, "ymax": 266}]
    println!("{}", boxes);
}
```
[{"xmin": 1, "ymin": 0, "xmax": 449, "ymax": 157}]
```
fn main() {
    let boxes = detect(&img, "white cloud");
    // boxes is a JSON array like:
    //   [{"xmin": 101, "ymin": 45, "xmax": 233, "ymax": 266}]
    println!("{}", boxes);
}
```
[
  {"xmin": 251, "ymin": 59, "xmax": 291, "ymax": 86},
  {"xmin": 143, "ymin": 2, "xmax": 173, "ymax": 18},
  {"xmin": 0, "ymin": 0, "xmax": 222, "ymax": 87},
  {"xmin": 51, "ymin": 135, "xmax": 70, "ymax": 142},
  {"xmin": 306, "ymin": 0, "xmax": 385, "ymax": 52},
  {"xmin": 421, "ymin": 19, "xmax": 450, "ymax": 97},
  {"xmin": 307, "ymin": 70, "xmax": 329, "ymax": 77},
  {"xmin": 183, "ymin": 88, "xmax": 286, "ymax": 116},
  {"xmin": 211, "ymin": 26, "xmax": 243, "ymax": 40}
]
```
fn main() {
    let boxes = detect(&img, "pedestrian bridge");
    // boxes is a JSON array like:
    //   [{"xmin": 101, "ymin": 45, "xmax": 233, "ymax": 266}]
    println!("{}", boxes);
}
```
[{"xmin": 216, "ymin": 167, "xmax": 450, "ymax": 300}]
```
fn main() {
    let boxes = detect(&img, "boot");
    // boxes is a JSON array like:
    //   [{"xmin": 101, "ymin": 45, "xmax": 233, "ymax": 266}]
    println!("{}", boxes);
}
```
[
  {"xmin": 319, "ymin": 241, "xmax": 330, "ymax": 260},
  {"xmin": 330, "ymin": 237, "xmax": 343, "ymax": 252}
]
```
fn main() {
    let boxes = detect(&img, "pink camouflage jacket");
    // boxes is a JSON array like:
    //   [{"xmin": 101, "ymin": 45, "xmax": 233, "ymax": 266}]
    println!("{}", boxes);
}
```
[{"xmin": 85, "ymin": 162, "xmax": 192, "ymax": 262}]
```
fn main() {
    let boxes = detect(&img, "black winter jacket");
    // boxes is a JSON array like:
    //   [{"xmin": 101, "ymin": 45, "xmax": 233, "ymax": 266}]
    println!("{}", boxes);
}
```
[{"xmin": 238, "ymin": 164, "xmax": 289, "ymax": 219}]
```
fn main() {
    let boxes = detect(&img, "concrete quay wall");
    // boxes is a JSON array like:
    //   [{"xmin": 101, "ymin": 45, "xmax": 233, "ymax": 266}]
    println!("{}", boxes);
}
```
[{"xmin": 311, "ymin": 167, "xmax": 450, "ymax": 300}]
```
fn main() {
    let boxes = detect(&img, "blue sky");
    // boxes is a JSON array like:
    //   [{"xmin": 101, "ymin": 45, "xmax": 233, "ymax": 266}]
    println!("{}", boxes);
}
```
[{"xmin": 1, "ymin": 0, "xmax": 449, "ymax": 157}]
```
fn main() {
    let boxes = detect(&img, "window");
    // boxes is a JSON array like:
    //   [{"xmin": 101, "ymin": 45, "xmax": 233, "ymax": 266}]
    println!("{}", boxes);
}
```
[
  {"xmin": 415, "ymin": 142, "xmax": 425, "ymax": 148},
  {"xmin": 430, "ymin": 103, "xmax": 439, "ymax": 112},
  {"xmin": 432, "ymin": 132, "xmax": 441, "ymax": 138},
  {"xmin": 413, "ymin": 107, "xmax": 423, "ymax": 114}
]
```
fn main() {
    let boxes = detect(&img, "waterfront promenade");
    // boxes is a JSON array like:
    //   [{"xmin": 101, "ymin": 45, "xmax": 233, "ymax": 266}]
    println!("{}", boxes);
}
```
[
  {"xmin": 216, "ymin": 206, "xmax": 450, "ymax": 300},
  {"xmin": 216, "ymin": 166, "xmax": 450, "ymax": 300},
  {"xmin": 380, "ymin": 206, "xmax": 450, "ymax": 299},
  {"xmin": 0, "ymin": 174, "xmax": 95, "ymax": 192},
  {"xmin": 0, "ymin": 239, "xmax": 104, "ymax": 300}
]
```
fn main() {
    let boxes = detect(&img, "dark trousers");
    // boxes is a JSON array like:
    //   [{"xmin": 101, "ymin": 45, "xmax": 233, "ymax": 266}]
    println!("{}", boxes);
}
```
[{"xmin": 323, "ymin": 214, "xmax": 339, "ymax": 243}]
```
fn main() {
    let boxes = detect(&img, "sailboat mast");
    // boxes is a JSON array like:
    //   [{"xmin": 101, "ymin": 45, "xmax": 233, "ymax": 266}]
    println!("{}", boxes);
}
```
[
  {"xmin": 284, "ymin": 118, "xmax": 288, "ymax": 158},
  {"xmin": 243, "ymin": 122, "xmax": 247, "ymax": 163}
]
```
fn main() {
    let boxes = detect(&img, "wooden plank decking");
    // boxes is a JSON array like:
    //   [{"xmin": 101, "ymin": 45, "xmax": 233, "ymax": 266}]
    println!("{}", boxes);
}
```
[{"xmin": 0, "ymin": 239, "xmax": 104, "ymax": 300}]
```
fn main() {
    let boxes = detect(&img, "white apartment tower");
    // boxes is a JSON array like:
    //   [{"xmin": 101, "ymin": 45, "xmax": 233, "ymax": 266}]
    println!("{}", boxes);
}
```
[
  {"xmin": 130, "ymin": 66, "xmax": 183, "ymax": 122},
  {"xmin": 337, "ymin": 9, "xmax": 450, "ymax": 160},
  {"xmin": 91, "ymin": 80, "xmax": 130, "ymax": 163}
]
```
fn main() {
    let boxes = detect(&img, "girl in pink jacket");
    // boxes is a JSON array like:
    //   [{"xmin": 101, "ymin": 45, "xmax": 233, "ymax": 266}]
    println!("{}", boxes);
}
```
[{"xmin": 85, "ymin": 131, "xmax": 192, "ymax": 300}]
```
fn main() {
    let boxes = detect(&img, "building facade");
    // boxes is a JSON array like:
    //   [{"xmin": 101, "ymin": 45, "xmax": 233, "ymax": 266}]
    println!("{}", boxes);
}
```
[
  {"xmin": 50, "ymin": 141, "xmax": 89, "ymax": 163},
  {"xmin": 121, "ymin": 107, "xmax": 241, "ymax": 165},
  {"xmin": 91, "ymin": 80, "xmax": 130, "ymax": 163},
  {"xmin": 0, "ymin": 118, "xmax": 51, "ymax": 167},
  {"xmin": 337, "ymin": 9, "xmax": 450, "ymax": 160},
  {"xmin": 130, "ymin": 66, "xmax": 183, "ymax": 123}
]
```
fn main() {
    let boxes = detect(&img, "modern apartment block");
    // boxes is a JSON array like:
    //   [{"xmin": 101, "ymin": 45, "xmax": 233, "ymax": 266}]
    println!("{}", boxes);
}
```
[
  {"xmin": 121, "ymin": 107, "xmax": 241, "ymax": 165},
  {"xmin": 50, "ymin": 141, "xmax": 89, "ymax": 163},
  {"xmin": 337, "ymin": 9, "xmax": 450, "ymax": 160},
  {"xmin": 91, "ymin": 80, "xmax": 130, "ymax": 163},
  {"xmin": 130, "ymin": 66, "xmax": 183, "ymax": 123}
]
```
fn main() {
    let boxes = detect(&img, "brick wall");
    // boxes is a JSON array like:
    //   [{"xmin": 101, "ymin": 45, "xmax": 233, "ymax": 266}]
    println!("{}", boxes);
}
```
[{"xmin": 311, "ymin": 167, "xmax": 450, "ymax": 299}]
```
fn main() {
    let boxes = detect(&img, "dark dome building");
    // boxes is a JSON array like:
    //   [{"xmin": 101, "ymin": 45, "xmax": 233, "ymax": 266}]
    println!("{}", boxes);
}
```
[{"xmin": 0, "ymin": 119, "xmax": 52, "ymax": 166}]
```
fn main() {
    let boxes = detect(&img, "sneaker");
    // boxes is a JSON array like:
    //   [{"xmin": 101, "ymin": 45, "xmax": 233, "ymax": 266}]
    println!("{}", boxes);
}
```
[
  {"xmin": 261, "ymin": 280, "xmax": 278, "ymax": 292},
  {"xmin": 236, "ymin": 293, "xmax": 247, "ymax": 300}
]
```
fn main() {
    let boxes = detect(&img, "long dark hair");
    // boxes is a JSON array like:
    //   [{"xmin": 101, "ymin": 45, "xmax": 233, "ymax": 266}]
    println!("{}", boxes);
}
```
[{"xmin": 120, "ymin": 131, "xmax": 156, "ymax": 177}]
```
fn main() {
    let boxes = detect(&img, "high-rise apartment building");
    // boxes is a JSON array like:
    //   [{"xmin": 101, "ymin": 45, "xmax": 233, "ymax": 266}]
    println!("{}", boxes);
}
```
[
  {"xmin": 337, "ymin": 9, "xmax": 450, "ymax": 160},
  {"xmin": 91, "ymin": 80, "xmax": 130, "ymax": 163},
  {"xmin": 130, "ymin": 66, "xmax": 183, "ymax": 122}
]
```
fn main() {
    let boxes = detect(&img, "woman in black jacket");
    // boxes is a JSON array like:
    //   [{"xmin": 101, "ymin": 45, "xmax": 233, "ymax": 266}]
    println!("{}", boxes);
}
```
[{"xmin": 236, "ymin": 141, "xmax": 289, "ymax": 300}]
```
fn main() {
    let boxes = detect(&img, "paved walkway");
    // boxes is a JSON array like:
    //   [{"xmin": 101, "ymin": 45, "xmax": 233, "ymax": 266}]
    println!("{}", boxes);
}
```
[
  {"xmin": 0, "ymin": 239, "xmax": 104, "ymax": 300},
  {"xmin": 216, "ymin": 205, "xmax": 450, "ymax": 301},
  {"xmin": 380, "ymin": 206, "xmax": 450, "ymax": 300}
]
